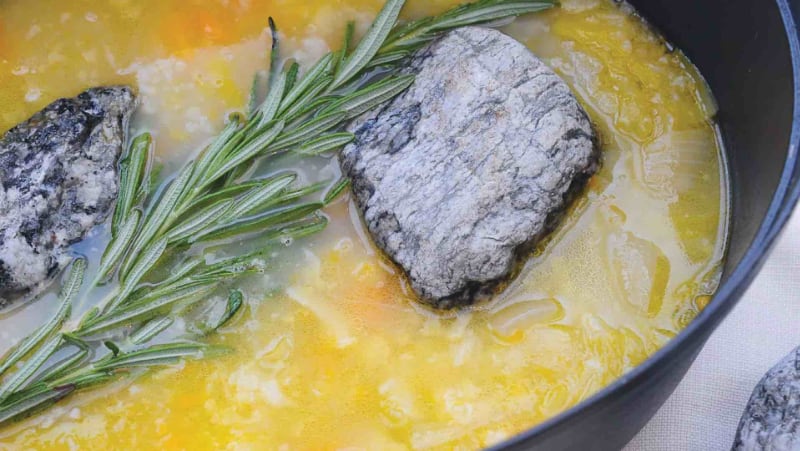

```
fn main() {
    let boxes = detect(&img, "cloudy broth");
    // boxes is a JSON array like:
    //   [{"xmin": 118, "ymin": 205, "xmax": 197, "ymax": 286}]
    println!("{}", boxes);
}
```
[{"xmin": 0, "ymin": 0, "xmax": 727, "ymax": 449}]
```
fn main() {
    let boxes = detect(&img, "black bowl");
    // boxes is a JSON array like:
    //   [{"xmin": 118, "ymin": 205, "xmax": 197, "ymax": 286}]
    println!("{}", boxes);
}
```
[{"xmin": 495, "ymin": 0, "xmax": 800, "ymax": 449}]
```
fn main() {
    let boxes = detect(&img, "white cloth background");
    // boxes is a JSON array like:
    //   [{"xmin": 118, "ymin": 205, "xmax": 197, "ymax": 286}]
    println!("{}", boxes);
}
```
[{"xmin": 625, "ymin": 210, "xmax": 800, "ymax": 450}]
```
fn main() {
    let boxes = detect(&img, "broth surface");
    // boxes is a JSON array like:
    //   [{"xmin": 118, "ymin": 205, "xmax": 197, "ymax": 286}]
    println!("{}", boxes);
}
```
[{"xmin": 0, "ymin": 0, "xmax": 726, "ymax": 449}]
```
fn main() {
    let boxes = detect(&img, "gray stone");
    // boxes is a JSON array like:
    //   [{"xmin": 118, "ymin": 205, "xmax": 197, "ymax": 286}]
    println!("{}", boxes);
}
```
[
  {"xmin": 733, "ymin": 347, "xmax": 800, "ymax": 451},
  {"xmin": 0, "ymin": 86, "xmax": 136, "ymax": 308},
  {"xmin": 340, "ymin": 27, "xmax": 599, "ymax": 309}
]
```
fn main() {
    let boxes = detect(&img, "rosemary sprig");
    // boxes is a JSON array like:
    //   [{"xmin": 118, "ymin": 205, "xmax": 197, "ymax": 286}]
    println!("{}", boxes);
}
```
[{"xmin": 0, "ymin": 0, "xmax": 556, "ymax": 427}]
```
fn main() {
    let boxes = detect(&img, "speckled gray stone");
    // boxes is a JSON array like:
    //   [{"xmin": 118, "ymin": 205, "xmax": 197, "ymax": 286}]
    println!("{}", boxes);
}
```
[
  {"xmin": 0, "ymin": 86, "xmax": 136, "ymax": 308},
  {"xmin": 340, "ymin": 27, "xmax": 599, "ymax": 309},
  {"xmin": 733, "ymin": 347, "xmax": 800, "ymax": 451}
]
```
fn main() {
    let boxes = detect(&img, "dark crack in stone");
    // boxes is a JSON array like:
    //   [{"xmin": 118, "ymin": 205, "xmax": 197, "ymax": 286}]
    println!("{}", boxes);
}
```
[
  {"xmin": 733, "ymin": 347, "xmax": 800, "ymax": 451},
  {"xmin": 340, "ymin": 27, "xmax": 599, "ymax": 309},
  {"xmin": 0, "ymin": 86, "xmax": 137, "ymax": 308}
]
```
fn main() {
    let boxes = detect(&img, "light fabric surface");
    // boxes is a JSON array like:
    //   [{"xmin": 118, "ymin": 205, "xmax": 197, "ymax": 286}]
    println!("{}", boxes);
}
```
[{"xmin": 625, "ymin": 210, "xmax": 800, "ymax": 451}]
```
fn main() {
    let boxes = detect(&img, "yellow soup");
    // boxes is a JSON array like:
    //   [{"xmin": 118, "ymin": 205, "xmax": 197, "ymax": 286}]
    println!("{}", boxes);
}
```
[{"xmin": 0, "ymin": 0, "xmax": 727, "ymax": 449}]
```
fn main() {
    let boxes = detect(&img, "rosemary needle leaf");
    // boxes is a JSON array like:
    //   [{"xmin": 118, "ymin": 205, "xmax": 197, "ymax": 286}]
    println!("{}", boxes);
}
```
[
  {"xmin": 327, "ymin": 75, "xmax": 415, "ymax": 119},
  {"xmin": 271, "ymin": 111, "xmax": 347, "ymax": 150},
  {"xmin": 281, "ymin": 74, "xmax": 335, "ymax": 121},
  {"xmin": 279, "ymin": 53, "xmax": 334, "ymax": 115},
  {"xmin": 118, "ymin": 237, "xmax": 168, "ymax": 295},
  {"xmin": 283, "ymin": 95, "xmax": 342, "ymax": 126},
  {"xmin": 95, "ymin": 210, "xmax": 141, "ymax": 286},
  {"xmin": 188, "ymin": 180, "xmax": 261, "ymax": 210},
  {"xmin": 258, "ymin": 71, "xmax": 287, "ymax": 127},
  {"xmin": 0, "ymin": 335, "xmax": 64, "ymax": 403},
  {"xmin": 167, "ymin": 199, "xmax": 234, "ymax": 244},
  {"xmin": 223, "ymin": 158, "xmax": 256, "ymax": 187},
  {"xmin": 130, "ymin": 317, "xmax": 175, "ymax": 346},
  {"xmin": 120, "ymin": 163, "xmax": 194, "ymax": 278},
  {"xmin": 125, "ymin": 277, "xmax": 214, "ymax": 309},
  {"xmin": 247, "ymin": 71, "xmax": 267, "ymax": 117},
  {"xmin": 268, "ymin": 17, "xmax": 281, "ymax": 87},
  {"xmin": 271, "ymin": 181, "xmax": 329, "ymax": 207},
  {"xmin": 93, "ymin": 343, "xmax": 213, "ymax": 372},
  {"xmin": 104, "ymin": 341, "xmax": 121, "ymax": 357},
  {"xmin": 39, "ymin": 349, "xmax": 89, "ymax": 383},
  {"xmin": 284, "ymin": 62, "xmax": 300, "ymax": 95},
  {"xmin": 0, "ymin": 385, "xmax": 74, "ymax": 427},
  {"xmin": 0, "ymin": 258, "xmax": 85, "ymax": 377},
  {"xmin": 333, "ymin": 0, "xmax": 406, "ymax": 88},
  {"xmin": 112, "ymin": 133, "xmax": 151, "ymax": 236},
  {"xmin": 297, "ymin": 133, "xmax": 355, "ymax": 156},
  {"xmin": 78, "ymin": 283, "xmax": 217, "ymax": 337},
  {"xmin": 430, "ymin": 1, "xmax": 556, "ymax": 31},
  {"xmin": 197, "ymin": 202, "xmax": 324, "ymax": 242},
  {"xmin": 226, "ymin": 173, "xmax": 297, "ymax": 220},
  {"xmin": 324, "ymin": 178, "xmax": 352, "ymax": 205},
  {"xmin": 214, "ymin": 290, "xmax": 244, "ymax": 331},
  {"xmin": 334, "ymin": 21, "xmax": 357, "ymax": 75},
  {"xmin": 206, "ymin": 121, "xmax": 286, "ymax": 185},
  {"xmin": 192, "ymin": 115, "xmax": 244, "ymax": 188},
  {"xmin": 263, "ymin": 215, "xmax": 330, "ymax": 243},
  {"xmin": 78, "ymin": 307, "xmax": 100, "ymax": 330},
  {"xmin": 158, "ymin": 257, "xmax": 205, "ymax": 288},
  {"xmin": 367, "ymin": 49, "xmax": 412, "ymax": 69},
  {"xmin": 61, "ymin": 372, "xmax": 117, "ymax": 390},
  {"xmin": 109, "ymin": 237, "xmax": 169, "ymax": 312}
]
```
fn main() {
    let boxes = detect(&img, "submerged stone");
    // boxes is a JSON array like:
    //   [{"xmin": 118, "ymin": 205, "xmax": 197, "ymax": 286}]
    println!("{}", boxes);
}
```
[
  {"xmin": 340, "ymin": 27, "xmax": 599, "ymax": 309},
  {"xmin": 733, "ymin": 347, "xmax": 800, "ymax": 451},
  {"xmin": 0, "ymin": 86, "xmax": 136, "ymax": 308}
]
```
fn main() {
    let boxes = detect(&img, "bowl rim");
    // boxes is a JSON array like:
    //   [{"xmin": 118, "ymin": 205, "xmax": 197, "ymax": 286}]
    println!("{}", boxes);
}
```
[{"xmin": 492, "ymin": 0, "xmax": 800, "ymax": 448}]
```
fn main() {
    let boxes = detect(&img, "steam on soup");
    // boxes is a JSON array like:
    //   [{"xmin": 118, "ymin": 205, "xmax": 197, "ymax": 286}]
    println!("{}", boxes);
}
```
[{"xmin": 0, "ymin": 0, "xmax": 726, "ymax": 449}]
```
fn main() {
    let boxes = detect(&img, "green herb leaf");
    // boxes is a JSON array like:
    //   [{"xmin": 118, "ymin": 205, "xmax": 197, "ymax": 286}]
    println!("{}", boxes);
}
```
[
  {"xmin": 112, "ymin": 134, "xmax": 152, "ymax": 236},
  {"xmin": 192, "ymin": 115, "xmax": 244, "ymax": 188},
  {"xmin": 197, "ymin": 202, "xmax": 324, "ymax": 242},
  {"xmin": 332, "ymin": 0, "xmax": 406, "ymax": 88},
  {"xmin": 271, "ymin": 111, "xmax": 346, "ymax": 150},
  {"xmin": 279, "ymin": 53, "xmax": 334, "ymax": 115},
  {"xmin": 326, "ymin": 75, "xmax": 415, "ymax": 119},
  {"xmin": 168, "ymin": 199, "xmax": 234, "ymax": 244},
  {"xmin": 78, "ymin": 283, "xmax": 217, "ymax": 337},
  {"xmin": 267, "ymin": 17, "xmax": 281, "ymax": 87},
  {"xmin": 296, "ymin": 133, "xmax": 355, "ymax": 156},
  {"xmin": 283, "ymin": 62, "xmax": 300, "ymax": 95},
  {"xmin": 214, "ymin": 290, "xmax": 244, "ymax": 331},
  {"xmin": 104, "ymin": 341, "xmax": 121, "ymax": 357},
  {"xmin": 113, "ymin": 236, "xmax": 169, "ymax": 312},
  {"xmin": 120, "ymin": 164, "xmax": 194, "ymax": 278},
  {"xmin": 95, "ymin": 209, "xmax": 141, "ymax": 286},
  {"xmin": 324, "ymin": 178, "xmax": 352, "ymax": 204},
  {"xmin": 93, "ymin": 343, "xmax": 214, "ymax": 372},
  {"xmin": 0, "ymin": 385, "xmax": 74, "ymax": 426},
  {"xmin": 130, "ymin": 317, "xmax": 175, "ymax": 345},
  {"xmin": 281, "ymin": 75, "xmax": 335, "ymax": 121},
  {"xmin": 0, "ymin": 335, "xmax": 64, "ymax": 403},
  {"xmin": 0, "ymin": 258, "xmax": 84, "ymax": 377},
  {"xmin": 39, "ymin": 349, "xmax": 89, "ymax": 383},
  {"xmin": 205, "ymin": 121, "xmax": 285, "ymax": 185},
  {"xmin": 258, "ymin": 71, "xmax": 287, "ymax": 128},
  {"xmin": 334, "ymin": 21, "xmax": 357, "ymax": 75}
]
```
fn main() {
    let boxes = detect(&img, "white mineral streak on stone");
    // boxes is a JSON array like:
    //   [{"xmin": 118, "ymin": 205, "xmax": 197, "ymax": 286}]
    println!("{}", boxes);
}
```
[
  {"xmin": 340, "ymin": 27, "xmax": 599, "ymax": 308},
  {"xmin": 733, "ymin": 347, "xmax": 800, "ymax": 451},
  {"xmin": 0, "ymin": 86, "xmax": 136, "ymax": 307}
]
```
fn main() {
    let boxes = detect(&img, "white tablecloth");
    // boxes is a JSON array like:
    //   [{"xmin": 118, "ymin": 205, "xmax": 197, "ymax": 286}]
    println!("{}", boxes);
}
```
[{"xmin": 625, "ymin": 210, "xmax": 800, "ymax": 450}]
